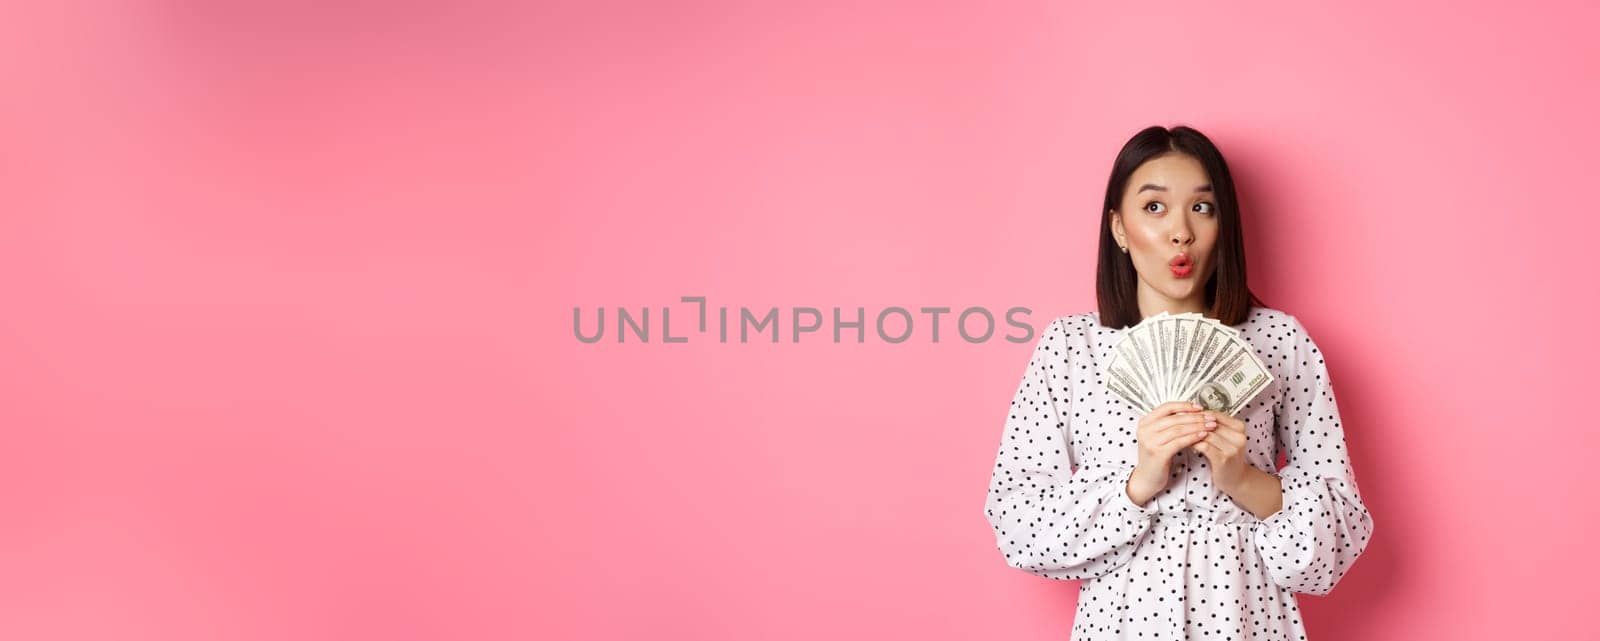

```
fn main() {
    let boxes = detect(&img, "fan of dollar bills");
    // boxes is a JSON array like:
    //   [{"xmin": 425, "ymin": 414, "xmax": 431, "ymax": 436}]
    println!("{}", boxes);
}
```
[{"xmin": 1101, "ymin": 311, "xmax": 1274, "ymax": 416}]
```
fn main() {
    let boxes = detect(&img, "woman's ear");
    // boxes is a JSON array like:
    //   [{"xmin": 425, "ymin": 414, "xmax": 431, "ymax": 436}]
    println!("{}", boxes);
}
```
[{"xmin": 1109, "ymin": 210, "xmax": 1122, "ymax": 242}]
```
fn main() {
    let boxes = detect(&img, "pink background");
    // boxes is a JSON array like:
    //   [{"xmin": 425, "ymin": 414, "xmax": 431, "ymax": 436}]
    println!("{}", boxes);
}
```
[{"xmin": 2, "ymin": 1, "xmax": 1594, "ymax": 639}]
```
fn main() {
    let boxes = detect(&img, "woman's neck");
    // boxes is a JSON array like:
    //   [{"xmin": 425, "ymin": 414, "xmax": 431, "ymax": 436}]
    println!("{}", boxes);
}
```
[{"xmin": 1136, "ymin": 288, "xmax": 1207, "ymax": 319}]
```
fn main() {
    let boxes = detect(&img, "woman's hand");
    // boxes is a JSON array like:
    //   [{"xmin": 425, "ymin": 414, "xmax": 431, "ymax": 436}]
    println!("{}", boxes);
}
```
[
  {"xmin": 1191, "ymin": 409, "xmax": 1251, "ymax": 494},
  {"xmin": 1128, "ymin": 401, "xmax": 1217, "ymax": 506}
]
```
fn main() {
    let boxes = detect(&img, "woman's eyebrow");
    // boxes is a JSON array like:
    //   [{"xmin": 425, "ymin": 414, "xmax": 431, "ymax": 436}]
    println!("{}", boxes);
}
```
[{"xmin": 1136, "ymin": 183, "xmax": 1214, "ymax": 194}]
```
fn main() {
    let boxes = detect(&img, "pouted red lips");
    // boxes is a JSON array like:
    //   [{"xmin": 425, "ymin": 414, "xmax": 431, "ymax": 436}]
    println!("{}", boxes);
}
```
[{"xmin": 1169, "ymin": 253, "xmax": 1193, "ymax": 277}]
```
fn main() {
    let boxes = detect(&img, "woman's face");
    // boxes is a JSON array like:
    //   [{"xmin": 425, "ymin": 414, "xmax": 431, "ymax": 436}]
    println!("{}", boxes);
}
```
[{"xmin": 1110, "ymin": 153, "xmax": 1220, "ymax": 310}]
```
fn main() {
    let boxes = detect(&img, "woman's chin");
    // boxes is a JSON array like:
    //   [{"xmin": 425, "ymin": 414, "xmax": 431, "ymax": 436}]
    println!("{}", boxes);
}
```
[{"xmin": 1160, "ymin": 284, "xmax": 1198, "ymax": 300}]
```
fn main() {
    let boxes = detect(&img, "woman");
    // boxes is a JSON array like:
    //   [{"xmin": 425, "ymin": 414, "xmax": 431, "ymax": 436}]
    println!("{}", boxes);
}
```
[{"xmin": 982, "ymin": 125, "xmax": 1375, "ymax": 639}]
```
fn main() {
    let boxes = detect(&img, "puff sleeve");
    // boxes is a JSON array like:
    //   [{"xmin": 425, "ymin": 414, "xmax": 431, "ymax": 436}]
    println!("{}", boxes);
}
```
[
  {"xmin": 1251, "ymin": 315, "xmax": 1376, "ymax": 595},
  {"xmin": 983, "ymin": 316, "xmax": 1158, "ymax": 581}
]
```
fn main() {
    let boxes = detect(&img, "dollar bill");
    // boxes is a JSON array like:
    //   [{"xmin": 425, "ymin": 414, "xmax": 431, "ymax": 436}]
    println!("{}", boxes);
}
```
[
  {"xmin": 1101, "ymin": 312, "xmax": 1273, "ymax": 417},
  {"xmin": 1181, "ymin": 343, "xmax": 1271, "ymax": 415}
]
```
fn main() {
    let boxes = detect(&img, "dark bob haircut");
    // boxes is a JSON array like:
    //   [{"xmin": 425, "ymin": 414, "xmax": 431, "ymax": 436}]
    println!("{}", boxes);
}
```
[{"xmin": 1095, "ymin": 125, "xmax": 1266, "ymax": 328}]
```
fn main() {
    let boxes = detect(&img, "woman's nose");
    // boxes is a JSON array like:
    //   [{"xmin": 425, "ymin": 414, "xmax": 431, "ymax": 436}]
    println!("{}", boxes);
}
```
[
  {"xmin": 1171, "ymin": 217, "xmax": 1193, "ymax": 245},
  {"xmin": 1171, "ymin": 229, "xmax": 1192, "ymax": 245}
]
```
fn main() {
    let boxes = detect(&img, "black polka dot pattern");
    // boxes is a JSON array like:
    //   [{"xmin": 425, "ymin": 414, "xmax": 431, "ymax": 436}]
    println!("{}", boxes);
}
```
[{"xmin": 983, "ymin": 307, "xmax": 1375, "ymax": 639}]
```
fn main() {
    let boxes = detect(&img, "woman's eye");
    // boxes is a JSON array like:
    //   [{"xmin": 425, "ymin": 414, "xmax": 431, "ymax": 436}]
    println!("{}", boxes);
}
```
[
  {"xmin": 1144, "ymin": 201, "xmax": 1165, "ymax": 214},
  {"xmin": 1194, "ymin": 202, "xmax": 1215, "ymax": 215}
]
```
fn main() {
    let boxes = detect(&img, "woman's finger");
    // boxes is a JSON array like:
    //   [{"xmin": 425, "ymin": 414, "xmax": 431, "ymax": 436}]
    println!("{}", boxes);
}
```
[
  {"xmin": 1197, "ymin": 412, "xmax": 1244, "ymax": 438},
  {"xmin": 1201, "ymin": 429, "xmax": 1242, "ymax": 451},
  {"xmin": 1159, "ymin": 427, "xmax": 1212, "ymax": 449},
  {"xmin": 1206, "ymin": 426, "xmax": 1246, "ymax": 450},
  {"xmin": 1197, "ymin": 410, "xmax": 1245, "ymax": 436},
  {"xmin": 1221, "ymin": 412, "xmax": 1248, "ymax": 432},
  {"xmin": 1154, "ymin": 401, "xmax": 1205, "ymax": 416},
  {"xmin": 1153, "ymin": 412, "xmax": 1214, "ymax": 437},
  {"xmin": 1143, "ymin": 402, "xmax": 1205, "ymax": 426}
]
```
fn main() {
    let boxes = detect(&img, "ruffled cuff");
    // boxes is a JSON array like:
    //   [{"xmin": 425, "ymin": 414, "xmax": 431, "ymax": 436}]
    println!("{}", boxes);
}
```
[
  {"xmin": 1251, "ymin": 465, "xmax": 1371, "ymax": 596},
  {"xmin": 1256, "ymin": 469, "xmax": 1299, "ymax": 528},
  {"xmin": 1254, "ymin": 463, "xmax": 1318, "ymax": 524},
  {"xmin": 1107, "ymin": 463, "xmax": 1160, "ymax": 519}
]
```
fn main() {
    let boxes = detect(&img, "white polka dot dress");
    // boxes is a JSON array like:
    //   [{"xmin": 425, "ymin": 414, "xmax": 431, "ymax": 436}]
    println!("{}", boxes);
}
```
[{"xmin": 983, "ymin": 307, "xmax": 1375, "ymax": 640}]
